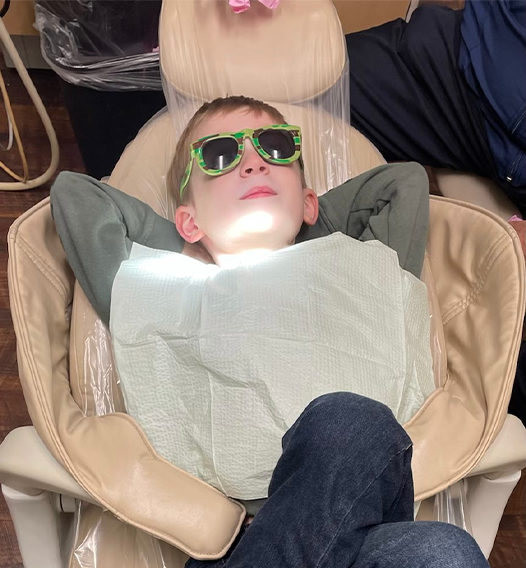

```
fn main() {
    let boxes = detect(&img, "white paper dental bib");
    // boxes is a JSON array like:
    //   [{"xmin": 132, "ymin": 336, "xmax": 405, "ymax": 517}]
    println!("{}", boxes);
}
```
[{"xmin": 110, "ymin": 233, "xmax": 435, "ymax": 500}]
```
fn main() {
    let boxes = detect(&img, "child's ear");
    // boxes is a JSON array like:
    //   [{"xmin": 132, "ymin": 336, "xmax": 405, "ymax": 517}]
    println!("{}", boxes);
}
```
[
  {"xmin": 302, "ymin": 188, "xmax": 319, "ymax": 226},
  {"xmin": 175, "ymin": 205, "xmax": 205, "ymax": 244}
]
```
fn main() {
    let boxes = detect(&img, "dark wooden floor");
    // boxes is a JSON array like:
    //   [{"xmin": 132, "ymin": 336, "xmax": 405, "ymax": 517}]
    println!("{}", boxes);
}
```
[{"xmin": 0, "ymin": 57, "xmax": 525, "ymax": 567}]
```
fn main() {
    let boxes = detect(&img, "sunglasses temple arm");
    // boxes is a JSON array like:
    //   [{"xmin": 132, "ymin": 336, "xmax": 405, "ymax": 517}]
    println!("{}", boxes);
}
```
[{"xmin": 180, "ymin": 155, "xmax": 194, "ymax": 200}]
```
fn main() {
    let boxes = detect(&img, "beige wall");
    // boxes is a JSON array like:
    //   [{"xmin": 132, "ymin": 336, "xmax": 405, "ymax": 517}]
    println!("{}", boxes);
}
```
[
  {"xmin": 3, "ymin": 1, "xmax": 38, "ymax": 36},
  {"xmin": 333, "ymin": 0, "xmax": 410, "ymax": 34}
]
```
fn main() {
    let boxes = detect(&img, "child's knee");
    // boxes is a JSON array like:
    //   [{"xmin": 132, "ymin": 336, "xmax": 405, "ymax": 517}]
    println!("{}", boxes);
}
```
[
  {"xmin": 286, "ymin": 392, "xmax": 410, "ymax": 453},
  {"xmin": 305, "ymin": 391, "xmax": 390, "ymax": 420}
]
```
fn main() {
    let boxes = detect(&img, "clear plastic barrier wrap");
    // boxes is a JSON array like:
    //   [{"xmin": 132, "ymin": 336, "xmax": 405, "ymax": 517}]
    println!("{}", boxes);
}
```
[
  {"xmin": 68, "ymin": 1, "xmax": 467, "ymax": 566},
  {"xmin": 34, "ymin": 1, "xmax": 163, "ymax": 91},
  {"xmin": 71, "ymin": 502, "xmax": 188, "ymax": 568},
  {"xmin": 434, "ymin": 480, "xmax": 474, "ymax": 535}
]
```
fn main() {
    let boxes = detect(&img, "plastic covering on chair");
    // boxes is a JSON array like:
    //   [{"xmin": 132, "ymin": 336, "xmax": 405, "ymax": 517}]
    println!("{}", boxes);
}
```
[
  {"xmin": 34, "ymin": 0, "xmax": 163, "ymax": 91},
  {"xmin": 2, "ymin": 1, "xmax": 525, "ymax": 568}
]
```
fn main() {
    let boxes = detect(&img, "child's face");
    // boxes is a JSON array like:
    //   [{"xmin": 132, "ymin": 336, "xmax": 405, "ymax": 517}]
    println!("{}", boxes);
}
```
[{"xmin": 175, "ymin": 109, "xmax": 318, "ymax": 262}]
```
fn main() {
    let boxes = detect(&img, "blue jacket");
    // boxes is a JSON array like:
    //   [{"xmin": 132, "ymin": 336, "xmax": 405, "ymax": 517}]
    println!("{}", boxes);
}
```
[{"xmin": 459, "ymin": 0, "xmax": 526, "ymax": 188}]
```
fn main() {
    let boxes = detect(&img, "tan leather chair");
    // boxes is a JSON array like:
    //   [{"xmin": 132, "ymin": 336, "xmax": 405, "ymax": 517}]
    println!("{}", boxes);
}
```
[{"xmin": 1, "ymin": 1, "xmax": 525, "ymax": 567}]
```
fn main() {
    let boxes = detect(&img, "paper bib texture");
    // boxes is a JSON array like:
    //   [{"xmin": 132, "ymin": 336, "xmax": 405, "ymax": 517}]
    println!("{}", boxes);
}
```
[{"xmin": 110, "ymin": 233, "xmax": 434, "ymax": 499}]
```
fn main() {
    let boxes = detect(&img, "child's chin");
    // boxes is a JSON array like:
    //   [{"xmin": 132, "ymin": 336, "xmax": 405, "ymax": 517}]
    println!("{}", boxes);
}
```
[{"xmin": 227, "ymin": 211, "xmax": 275, "ymax": 238}]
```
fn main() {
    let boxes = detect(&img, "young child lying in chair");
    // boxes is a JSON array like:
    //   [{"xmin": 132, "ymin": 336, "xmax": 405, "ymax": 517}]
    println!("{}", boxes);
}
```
[{"xmin": 50, "ymin": 96, "xmax": 489, "ymax": 568}]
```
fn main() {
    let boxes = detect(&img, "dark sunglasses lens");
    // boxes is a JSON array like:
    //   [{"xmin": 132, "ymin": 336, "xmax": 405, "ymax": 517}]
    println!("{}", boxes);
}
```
[
  {"xmin": 202, "ymin": 137, "xmax": 239, "ymax": 170},
  {"xmin": 259, "ymin": 129, "xmax": 296, "ymax": 160}
]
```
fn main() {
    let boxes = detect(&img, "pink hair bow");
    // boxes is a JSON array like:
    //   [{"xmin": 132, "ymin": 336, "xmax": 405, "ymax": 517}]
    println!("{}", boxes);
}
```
[{"xmin": 229, "ymin": 0, "xmax": 281, "ymax": 14}]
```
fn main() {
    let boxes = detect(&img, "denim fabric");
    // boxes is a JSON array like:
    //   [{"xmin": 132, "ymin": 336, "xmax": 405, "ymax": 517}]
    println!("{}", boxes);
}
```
[
  {"xmin": 353, "ymin": 521, "xmax": 489, "ymax": 568},
  {"xmin": 186, "ymin": 393, "xmax": 488, "ymax": 568}
]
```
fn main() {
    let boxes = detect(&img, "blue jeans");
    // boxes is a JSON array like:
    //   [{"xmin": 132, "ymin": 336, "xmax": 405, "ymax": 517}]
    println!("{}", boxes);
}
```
[{"xmin": 186, "ymin": 393, "xmax": 489, "ymax": 568}]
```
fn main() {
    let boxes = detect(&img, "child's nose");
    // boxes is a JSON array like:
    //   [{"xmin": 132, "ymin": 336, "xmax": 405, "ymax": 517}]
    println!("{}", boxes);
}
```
[{"xmin": 240, "ymin": 141, "xmax": 270, "ymax": 177}]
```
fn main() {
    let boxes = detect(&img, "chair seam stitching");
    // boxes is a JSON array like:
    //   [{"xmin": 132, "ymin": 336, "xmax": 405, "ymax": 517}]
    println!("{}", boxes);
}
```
[
  {"xmin": 441, "ymin": 233, "xmax": 508, "ymax": 325},
  {"xmin": 17, "ymin": 234, "xmax": 69, "ymax": 303}
]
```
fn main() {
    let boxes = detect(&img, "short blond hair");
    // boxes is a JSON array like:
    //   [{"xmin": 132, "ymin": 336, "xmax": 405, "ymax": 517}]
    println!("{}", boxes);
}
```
[{"xmin": 169, "ymin": 96, "xmax": 305, "ymax": 207}]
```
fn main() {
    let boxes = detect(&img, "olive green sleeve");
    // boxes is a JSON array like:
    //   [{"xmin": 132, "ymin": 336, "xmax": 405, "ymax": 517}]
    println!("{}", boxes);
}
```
[
  {"xmin": 50, "ymin": 172, "xmax": 184, "ymax": 326},
  {"xmin": 297, "ymin": 162, "xmax": 429, "ymax": 277}
]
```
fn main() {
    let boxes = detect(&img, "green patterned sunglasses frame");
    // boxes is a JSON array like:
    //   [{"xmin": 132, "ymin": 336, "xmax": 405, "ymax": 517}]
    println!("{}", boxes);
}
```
[{"xmin": 179, "ymin": 124, "xmax": 303, "ymax": 199}]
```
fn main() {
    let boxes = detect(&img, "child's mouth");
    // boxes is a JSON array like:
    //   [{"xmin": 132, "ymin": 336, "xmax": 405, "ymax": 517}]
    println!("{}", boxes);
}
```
[{"xmin": 241, "ymin": 186, "xmax": 277, "ymax": 199}]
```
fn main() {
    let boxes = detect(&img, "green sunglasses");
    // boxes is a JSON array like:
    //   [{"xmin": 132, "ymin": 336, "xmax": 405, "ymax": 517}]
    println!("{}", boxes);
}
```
[{"xmin": 179, "ymin": 124, "xmax": 303, "ymax": 198}]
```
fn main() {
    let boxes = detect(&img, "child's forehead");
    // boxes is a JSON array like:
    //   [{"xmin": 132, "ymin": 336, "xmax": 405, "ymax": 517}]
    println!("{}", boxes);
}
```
[{"xmin": 191, "ymin": 109, "xmax": 278, "ymax": 141}]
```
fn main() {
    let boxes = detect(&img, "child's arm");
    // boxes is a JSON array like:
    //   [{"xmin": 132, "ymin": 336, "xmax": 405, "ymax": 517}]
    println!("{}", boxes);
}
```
[
  {"xmin": 298, "ymin": 162, "xmax": 429, "ymax": 277},
  {"xmin": 50, "ymin": 172, "xmax": 184, "ymax": 327}
]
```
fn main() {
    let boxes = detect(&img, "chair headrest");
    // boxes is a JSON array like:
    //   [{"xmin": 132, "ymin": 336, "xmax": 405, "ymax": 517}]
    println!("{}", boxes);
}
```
[{"xmin": 159, "ymin": 0, "xmax": 346, "ymax": 103}]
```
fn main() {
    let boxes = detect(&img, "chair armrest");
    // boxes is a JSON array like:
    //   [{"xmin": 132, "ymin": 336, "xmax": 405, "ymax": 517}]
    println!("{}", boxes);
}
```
[
  {"xmin": 2, "ymin": 416, "xmax": 521, "ymax": 507},
  {"xmin": 468, "ymin": 415, "xmax": 526, "ymax": 477},
  {"xmin": 0, "ymin": 426, "xmax": 96, "ymax": 504}
]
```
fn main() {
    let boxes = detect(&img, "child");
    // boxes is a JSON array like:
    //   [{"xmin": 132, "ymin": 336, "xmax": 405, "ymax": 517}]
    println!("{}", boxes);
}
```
[{"xmin": 50, "ymin": 96, "xmax": 488, "ymax": 568}]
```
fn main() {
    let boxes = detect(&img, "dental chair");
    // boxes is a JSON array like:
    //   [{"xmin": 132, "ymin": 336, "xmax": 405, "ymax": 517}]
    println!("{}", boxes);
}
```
[{"xmin": 1, "ymin": 1, "xmax": 525, "ymax": 567}]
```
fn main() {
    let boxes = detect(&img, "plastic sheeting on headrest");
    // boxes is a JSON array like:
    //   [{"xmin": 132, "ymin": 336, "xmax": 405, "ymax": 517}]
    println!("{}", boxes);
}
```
[
  {"xmin": 160, "ymin": 0, "xmax": 344, "ymax": 102},
  {"xmin": 159, "ymin": 0, "xmax": 352, "ymax": 193}
]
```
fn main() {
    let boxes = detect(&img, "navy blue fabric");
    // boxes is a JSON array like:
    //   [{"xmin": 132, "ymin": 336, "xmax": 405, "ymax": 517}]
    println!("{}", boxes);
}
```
[
  {"xmin": 347, "ymin": 6, "xmax": 497, "ymax": 183},
  {"xmin": 347, "ymin": 3, "xmax": 526, "ymax": 213},
  {"xmin": 186, "ymin": 394, "xmax": 489, "ymax": 567},
  {"xmin": 459, "ymin": 0, "xmax": 526, "ymax": 189}
]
